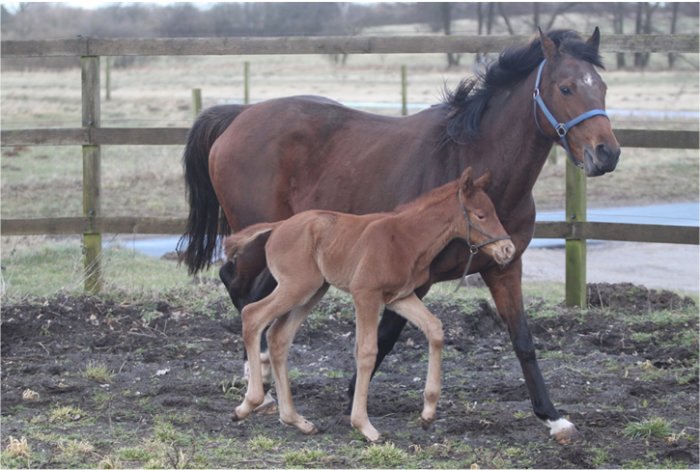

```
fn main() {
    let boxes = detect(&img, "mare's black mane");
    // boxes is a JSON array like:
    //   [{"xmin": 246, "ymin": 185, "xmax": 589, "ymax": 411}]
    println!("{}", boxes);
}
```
[{"xmin": 442, "ymin": 30, "xmax": 604, "ymax": 144}]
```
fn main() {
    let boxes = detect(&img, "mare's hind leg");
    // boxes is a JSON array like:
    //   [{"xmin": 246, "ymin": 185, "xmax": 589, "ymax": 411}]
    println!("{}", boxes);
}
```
[
  {"xmin": 267, "ymin": 284, "xmax": 328, "ymax": 435},
  {"xmin": 388, "ymin": 293, "xmax": 444, "ymax": 427}
]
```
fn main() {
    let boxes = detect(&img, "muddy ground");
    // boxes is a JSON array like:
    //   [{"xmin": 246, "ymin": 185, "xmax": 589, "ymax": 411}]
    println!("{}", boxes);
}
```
[{"xmin": 1, "ymin": 283, "xmax": 698, "ymax": 468}]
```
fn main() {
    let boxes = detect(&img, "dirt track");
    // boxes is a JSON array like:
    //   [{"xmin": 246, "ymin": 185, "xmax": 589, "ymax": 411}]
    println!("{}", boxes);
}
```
[{"xmin": 1, "ymin": 284, "xmax": 698, "ymax": 468}]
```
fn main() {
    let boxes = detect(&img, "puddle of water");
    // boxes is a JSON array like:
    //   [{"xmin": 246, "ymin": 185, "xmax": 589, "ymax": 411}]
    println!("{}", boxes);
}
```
[{"xmin": 111, "ymin": 202, "xmax": 699, "ymax": 257}]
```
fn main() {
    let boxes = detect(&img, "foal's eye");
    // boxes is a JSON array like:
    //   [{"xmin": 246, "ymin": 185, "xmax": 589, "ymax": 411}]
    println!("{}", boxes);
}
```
[{"xmin": 559, "ymin": 86, "xmax": 572, "ymax": 96}]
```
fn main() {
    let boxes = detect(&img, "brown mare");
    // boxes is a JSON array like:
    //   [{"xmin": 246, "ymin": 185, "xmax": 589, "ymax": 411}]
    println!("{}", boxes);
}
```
[
  {"xmin": 224, "ymin": 168, "xmax": 515, "ymax": 442},
  {"xmin": 178, "ymin": 29, "xmax": 621, "ymax": 443}
]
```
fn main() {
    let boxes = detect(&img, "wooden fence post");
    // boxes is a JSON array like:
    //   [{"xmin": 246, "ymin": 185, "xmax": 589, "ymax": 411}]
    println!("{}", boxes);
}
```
[
  {"xmin": 104, "ymin": 57, "xmax": 111, "ymax": 101},
  {"xmin": 565, "ymin": 158, "xmax": 587, "ymax": 307},
  {"xmin": 82, "ymin": 55, "xmax": 102, "ymax": 293},
  {"xmin": 192, "ymin": 88, "xmax": 202, "ymax": 118},
  {"xmin": 400, "ymin": 65, "xmax": 408, "ymax": 116},
  {"xmin": 243, "ymin": 61, "xmax": 250, "ymax": 104}
]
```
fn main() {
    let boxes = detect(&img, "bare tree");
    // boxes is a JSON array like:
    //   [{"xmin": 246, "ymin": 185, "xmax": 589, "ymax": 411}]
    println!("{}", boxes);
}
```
[
  {"xmin": 635, "ymin": 2, "xmax": 659, "ymax": 68},
  {"xmin": 440, "ymin": 3, "xmax": 460, "ymax": 67},
  {"xmin": 668, "ymin": 2, "xmax": 680, "ymax": 68},
  {"xmin": 612, "ymin": 3, "xmax": 627, "ymax": 68}
]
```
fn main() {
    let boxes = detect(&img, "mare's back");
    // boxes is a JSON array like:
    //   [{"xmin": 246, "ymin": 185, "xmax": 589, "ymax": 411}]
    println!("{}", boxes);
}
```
[{"xmin": 210, "ymin": 97, "xmax": 448, "ymax": 230}]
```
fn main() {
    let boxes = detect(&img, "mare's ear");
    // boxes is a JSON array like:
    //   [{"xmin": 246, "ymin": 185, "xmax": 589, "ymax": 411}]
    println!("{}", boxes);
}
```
[
  {"xmin": 586, "ymin": 26, "xmax": 601, "ymax": 54},
  {"xmin": 459, "ymin": 166, "xmax": 474, "ymax": 194},
  {"xmin": 474, "ymin": 169, "xmax": 492, "ymax": 190},
  {"xmin": 538, "ymin": 27, "xmax": 559, "ymax": 63}
]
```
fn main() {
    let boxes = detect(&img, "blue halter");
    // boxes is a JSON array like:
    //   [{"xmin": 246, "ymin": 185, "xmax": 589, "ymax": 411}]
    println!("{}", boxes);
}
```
[{"xmin": 533, "ymin": 59, "xmax": 609, "ymax": 168}]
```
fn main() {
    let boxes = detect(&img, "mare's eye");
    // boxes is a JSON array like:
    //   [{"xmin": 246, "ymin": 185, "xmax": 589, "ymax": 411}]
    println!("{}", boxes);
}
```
[
  {"xmin": 560, "ymin": 86, "xmax": 572, "ymax": 96},
  {"xmin": 476, "ymin": 213, "xmax": 486, "ymax": 221}
]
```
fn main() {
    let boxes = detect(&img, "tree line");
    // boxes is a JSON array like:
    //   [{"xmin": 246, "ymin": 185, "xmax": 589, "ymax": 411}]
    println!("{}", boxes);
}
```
[{"xmin": 1, "ymin": 2, "xmax": 696, "ymax": 69}]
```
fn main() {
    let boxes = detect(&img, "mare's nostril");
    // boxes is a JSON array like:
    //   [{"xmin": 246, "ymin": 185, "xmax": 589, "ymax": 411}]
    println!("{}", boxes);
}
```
[{"xmin": 596, "ymin": 143, "xmax": 621, "ymax": 163}]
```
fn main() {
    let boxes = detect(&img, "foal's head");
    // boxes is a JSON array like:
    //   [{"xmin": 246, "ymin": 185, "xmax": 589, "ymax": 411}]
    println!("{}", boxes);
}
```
[{"xmin": 457, "ymin": 167, "xmax": 515, "ymax": 266}]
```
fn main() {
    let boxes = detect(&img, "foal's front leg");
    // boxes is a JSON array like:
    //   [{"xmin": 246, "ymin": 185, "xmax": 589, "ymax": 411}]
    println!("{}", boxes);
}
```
[
  {"xmin": 388, "ymin": 293, "xmax": 444, "ymax": 427},
  {"xmin": 349, "ymin": 292, "xmax": 384, "ymax": 443}
]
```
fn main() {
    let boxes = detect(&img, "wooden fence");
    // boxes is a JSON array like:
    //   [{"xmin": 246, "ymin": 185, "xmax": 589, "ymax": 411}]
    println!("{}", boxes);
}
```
[{"xmin": 2, "ymin": 34, "xmax": 699, "ymax": 302}]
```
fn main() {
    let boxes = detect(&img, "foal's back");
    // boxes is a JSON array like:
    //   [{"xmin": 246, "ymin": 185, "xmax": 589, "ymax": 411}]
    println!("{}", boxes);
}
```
[{"xmin": 264, "ymin": 209, "xmax": 388, "ymax": 292}]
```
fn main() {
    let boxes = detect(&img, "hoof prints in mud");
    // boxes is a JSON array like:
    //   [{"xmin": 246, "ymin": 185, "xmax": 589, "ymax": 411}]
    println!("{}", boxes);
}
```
[{"xmin": 1, "ymin": 285, "xmax": 698, "ymax": 468}]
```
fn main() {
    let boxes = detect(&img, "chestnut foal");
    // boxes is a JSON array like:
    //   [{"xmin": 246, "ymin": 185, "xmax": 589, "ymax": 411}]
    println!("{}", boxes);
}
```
[{"xmin": 224, "ymin": 167, "xmax": 515, "ymax": 442}]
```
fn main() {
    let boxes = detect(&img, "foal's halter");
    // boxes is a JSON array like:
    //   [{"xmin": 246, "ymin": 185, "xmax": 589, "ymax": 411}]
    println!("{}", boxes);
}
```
[
  {"xmin": 533, "ymin": 59, "xmax": 609, "ymax": 168},
  {"xmin": 454, "ymin": 188, "xmax": 511, "ymax": 291}
]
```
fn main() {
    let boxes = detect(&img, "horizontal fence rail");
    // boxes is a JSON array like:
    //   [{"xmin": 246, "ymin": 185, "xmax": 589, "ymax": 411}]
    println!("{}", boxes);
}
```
[
  {"xmin": 2, "ymin": 34, "xmax": 698, "ymax": 57},
  {"xmin": 3, "ymin": 218, "xmax": 698, "ymax": 246},
  {"xmin": 2, "ymin": 128, "xmax": 698, "ymax": 149}
]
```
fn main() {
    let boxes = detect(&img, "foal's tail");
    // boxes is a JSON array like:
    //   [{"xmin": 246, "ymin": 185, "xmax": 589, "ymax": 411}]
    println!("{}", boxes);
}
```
[
  {"xmin": 222, "ymin": 222, "xmax": 278, "ymax": 261},
  {"xmin": 177, "ymin": 104, "xmax": 249, "ymax": 275}
]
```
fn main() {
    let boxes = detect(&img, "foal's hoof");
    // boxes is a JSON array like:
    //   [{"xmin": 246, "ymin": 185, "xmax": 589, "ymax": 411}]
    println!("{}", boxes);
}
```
[
  {"xmin": 299, "ymin": 420, "xmax": 319, "ymax": 435},
  {"xmin": 420, "ymin": 416, "xmax": 435, "ymax": 430},
  {"xmin": 548, "ymin": 418, "xmax": 580, "ymax": 444},
  {"xmin": 231, "ymin": 410, "xmax": 245, "ymax": 422}
]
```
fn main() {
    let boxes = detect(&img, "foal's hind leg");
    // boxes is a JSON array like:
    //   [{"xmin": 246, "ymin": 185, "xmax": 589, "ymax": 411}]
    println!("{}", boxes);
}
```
[
  {"xmin": 267, "ymin": 285, "xmax": 328, "ymax": 435},
  {"xmin": 234, "ymin": 285, "xmax": 309, "ymax": 421},
  {"xmin": 221, "ymin": 261, "xmax": 278, "ymax": 412},
  {"xmin": 388, "ymin": 293, "xmax": 444, "ymax": 427}
]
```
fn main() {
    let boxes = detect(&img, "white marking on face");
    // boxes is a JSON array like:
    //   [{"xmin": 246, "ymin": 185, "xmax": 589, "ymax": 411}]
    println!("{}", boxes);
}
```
[{"xmin": 581, "ymin": 73, "xmax": 594, "ymax": 87}]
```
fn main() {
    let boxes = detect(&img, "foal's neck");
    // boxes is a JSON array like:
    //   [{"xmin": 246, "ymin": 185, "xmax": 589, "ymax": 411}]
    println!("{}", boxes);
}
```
[{"xmin": 395, "ymin": 183, "xmax": 463, "ymax": 270}]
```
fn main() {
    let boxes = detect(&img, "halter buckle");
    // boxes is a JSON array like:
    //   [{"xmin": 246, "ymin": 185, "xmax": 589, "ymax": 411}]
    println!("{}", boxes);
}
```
[
  {"xmin": 555, "ymin": 123, "xmax": 568, "ymax": 137},
  {"xmin": 469, "ymin": 245, "xmax": 479, "ymax": 254}
]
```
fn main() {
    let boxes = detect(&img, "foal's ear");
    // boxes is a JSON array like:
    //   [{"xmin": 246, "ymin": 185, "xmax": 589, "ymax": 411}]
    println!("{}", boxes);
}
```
[
  {"xmin": 459, "ymin": 166, "xmax": 474, "ymax": 193},
  {"xmin": 538, "ymin": 27, "xmax": 559, "ymax": 63},
  {"xmin": 474, "ymin": 169, "xmax": 492, "ymax": 190},
  {"xmin": 586, "ymin": 26, "xmax": 601, "ymax": 54}
]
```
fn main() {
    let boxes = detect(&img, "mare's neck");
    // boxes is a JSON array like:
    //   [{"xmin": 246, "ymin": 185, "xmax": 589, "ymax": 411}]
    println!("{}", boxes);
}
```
[{"xmin": 456, "ymin": 72, "xmax": 554, "ymax": 215}]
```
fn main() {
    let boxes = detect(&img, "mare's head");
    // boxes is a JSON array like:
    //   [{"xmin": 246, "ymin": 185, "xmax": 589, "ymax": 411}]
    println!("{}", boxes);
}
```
[
  {"xmin": 534, "ymin": 28, "xmax": 620, "ymax": 176},
  {"xmin": 457, "ymin": 167, "xmax": 515, "ymax": 266},
  {"xmin": 445, "ymin": 28, "xmax": 620, "ymax": 177}
]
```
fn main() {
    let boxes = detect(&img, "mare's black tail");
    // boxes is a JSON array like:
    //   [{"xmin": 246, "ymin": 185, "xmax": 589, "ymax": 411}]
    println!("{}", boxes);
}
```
[{"xmin": 177, "ymin": 104, "xmax": 249, "ymax": 275}]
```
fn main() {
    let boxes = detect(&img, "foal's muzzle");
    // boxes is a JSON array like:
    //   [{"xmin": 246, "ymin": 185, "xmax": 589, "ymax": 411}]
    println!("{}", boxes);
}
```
[
  {"xmin": 584, "ymin": 143, "xmax": 621, "ymax": 177},
  {"xmin": 491, "ymin": 239, "xmax": 516, "ymax": 266}
]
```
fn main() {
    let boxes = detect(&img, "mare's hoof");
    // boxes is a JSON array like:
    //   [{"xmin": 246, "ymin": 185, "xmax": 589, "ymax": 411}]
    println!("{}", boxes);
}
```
[
  {"xmin": 337, "ymin": 414, "xmax": 352, "ymax": 426},
  {"xmin": 231, "ymin": 410, "xmax": 244, "ymax": 422},
  {"xmin": 420, "ymin": 416, "xmax": 435, "ymax": 430},
  {"xmin": 548, "ymin": 418, "xmax": 580, "ymax": 444},
  {"xmin": 553, "ymin": 425, "xmax": 580, "ymax": 444}
]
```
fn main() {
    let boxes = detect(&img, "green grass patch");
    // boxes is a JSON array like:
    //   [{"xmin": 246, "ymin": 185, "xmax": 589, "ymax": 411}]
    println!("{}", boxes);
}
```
[
  {"xmin": 623, "ymin": 417, "xmax": 673, "ymax": 440},
  {"xmin": 82, "ymin": 361, "xmax": 114, "ymax": 384},
  {"xmin": 360, "ymin": 442, "xmax": 409, "ymax": 468},
  {"xmin": 282, "ymin": 447, "xmax": 329, "ymax": 467}
]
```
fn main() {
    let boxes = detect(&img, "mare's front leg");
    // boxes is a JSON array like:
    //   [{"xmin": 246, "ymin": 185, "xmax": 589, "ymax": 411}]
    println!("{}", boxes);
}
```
[{"xmin": 481, "ymin": 258, "xmax": 579, "ymax": 444}]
